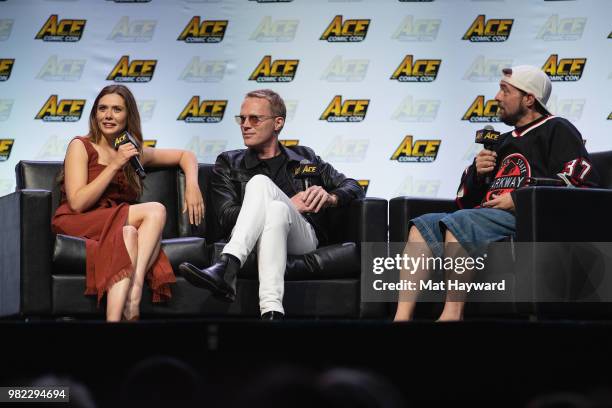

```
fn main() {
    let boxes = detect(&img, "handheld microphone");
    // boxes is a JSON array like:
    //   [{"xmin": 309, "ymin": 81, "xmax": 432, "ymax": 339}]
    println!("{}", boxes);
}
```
[
  {"xmin": 474, "ymin": 125, "xmax": 501, "ymax": 184},
  {"xmin": 294, "ymin": 159, "xmax": 319, "ymax": 190},
  {"xmin": 113, "ymin": 131, "xmax": 146, "ymax": 179}
]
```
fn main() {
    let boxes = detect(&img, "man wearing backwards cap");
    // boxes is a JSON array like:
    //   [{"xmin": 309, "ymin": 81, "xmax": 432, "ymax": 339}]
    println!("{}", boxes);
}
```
[{"xmin": 394, "ymin": 65, "xmax": 599, "ymax": 322}]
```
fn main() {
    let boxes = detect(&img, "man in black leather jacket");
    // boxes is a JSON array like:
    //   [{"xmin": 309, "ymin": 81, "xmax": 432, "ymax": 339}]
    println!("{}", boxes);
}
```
[{"xmin": 179, "ymin": 89, "xmax": 364, "ymax": 319}]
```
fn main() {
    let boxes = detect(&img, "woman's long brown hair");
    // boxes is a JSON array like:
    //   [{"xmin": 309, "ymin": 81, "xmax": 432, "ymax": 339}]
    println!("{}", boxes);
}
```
[{"xmin": 58, "ymin": 85, "xmax": 144, "ymax": 196}]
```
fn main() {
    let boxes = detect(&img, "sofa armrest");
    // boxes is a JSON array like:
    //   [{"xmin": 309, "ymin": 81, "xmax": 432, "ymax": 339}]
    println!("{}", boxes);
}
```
[
  {"xmin": 388, "ymin": 196, "xmax": 457, "ymax": 243},
  {"xmin": 514, "ymin": 187, "xmax": 612, "ymax": 242},
  {"xmin": 0, "ymin": 189, "xmax": 53, "ymax": 317},
  {"xmin": 328, "ymin": 198, "xmax": 388, "ymax": 245}
]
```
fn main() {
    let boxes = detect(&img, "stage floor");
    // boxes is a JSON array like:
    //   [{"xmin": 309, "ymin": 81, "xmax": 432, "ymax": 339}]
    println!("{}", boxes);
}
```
[{"xmin": 1, "ymin": 318, "xmax": 611, "ymax": 407}]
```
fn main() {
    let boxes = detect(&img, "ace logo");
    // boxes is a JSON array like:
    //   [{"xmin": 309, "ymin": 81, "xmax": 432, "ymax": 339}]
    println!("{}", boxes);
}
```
[
  {"xmin": 250, "ymin": 16, "xmax": 298, "ymax": 42},
  {"xmin": 462, "ymin": 15, "xmax": 513, "ymax": 42},
  {"xmin": 35, "ymin": 15, "xmax": 86, "ymax": 42},
  {"xmin": 36, "ymin": 135, "xmax": 70, "ymax": 160},
  {"xmin": 396, "ymin": 176, "xmax": 441, "ymax": 198},
  {"xmin": 321, "ymin": 56, "xmax": 369, "ymax": 82},
  {"xmin": 108, "ymin": 16, "xmax": 156, "ymax": 42},
  {"xmin": 0, "ymin": 59, "xmax": 14, "ymax": 81},
  {"xmin": 137, "ymin": 100, "xmax": 156, "ymax": 121},
  {"xmin": 390, "ymin": 135, "xmax": 441, "ymax": 163},
  {"xmin": 0, "ymin": 99, "xmax": 13, "ymax": 121},
  {"xmin": 537, "ymin": 15, "xmax": 586, "ymax": 41},
  {"xmin": 463, "ymin": 56, "xmax": 513, "ymax": 82},
  {"xmin": 107, "ymin": 56, "xmax": 157, "ymax": 83},
  {"xmin": 320, "ymin": 96, "xmax": 369, "ymax": 123},
  {"xmin": 37, "ymin": 55, "xmax": 86, "ymax": 81},
  {"xmin": 324, "ymin": 136, "xmax": 369, "ymax": 162},
  {"xmin": 249, "ymin": 56, "xmax": 299, "ymax": 83},
  {"xmin": 391, "ymin": 96, "xmax": 439, "ymax": 122},
  {"xmin": 184, "ymin": 136, "xmax": 227, "ymax": 161},
  {"xmin": 392, "ymin": 16, "xmax": 441, "ymax": 41},
  {"xmin": 279, "ymin": 140, "xmax": 299, "ymax": 147},
  {"xmin": 462, "ymin": 96, "xmax": 500, "ymax": 123},
  {"xmin": 0, "ymin": 19, "xmax": 13, "ymax": 41},
  {"xmin": 35, "ymin": 95, "xmax": 86, "ymax": 122},
  {"xmin": 0, "ymin": 139, "xmax": 14, "ymax": 162},
  {"xmin": 178, "ymin": 97, "xmax": 227, "ymax": 123},
  {"xmin": 542, "ymin": 54, "xmax": 586, "ymax": 81},
  {"xmin": 390, "ymin": 55, "xmax": 441, "ymax": 82},
  {"xmin": 320, "ymin": 15, "xmax": 370, "ymax": 42},
  {"xmin": 180, "ymin": 58, "xmax": 227, "ymax": 82},
  {"xmin": 178, "ymin": 17, "xmax": 228, "ymax": 43}
]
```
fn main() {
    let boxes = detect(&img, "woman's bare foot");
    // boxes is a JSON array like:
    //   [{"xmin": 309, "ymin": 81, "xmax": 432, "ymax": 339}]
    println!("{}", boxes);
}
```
[
  {"xmin": 436, "ymin": 302, "xmax": 464, "ymax": 321},
  {"xmin": 122, "ymin": 298, "xmax": 140, "ymax": 321}
]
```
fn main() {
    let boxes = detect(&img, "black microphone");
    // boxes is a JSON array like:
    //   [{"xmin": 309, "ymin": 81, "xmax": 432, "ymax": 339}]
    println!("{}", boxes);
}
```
[
  {"xmin": 294, "ymin": 159, "xmax": 319, "ymax": 190},
  {"xmin": 474, "ymin": 125, "xmax": 501, "ymax": 184},
  {"xmin": 113, "ymin": 131, "xmax": 146, "ymax": 179}
]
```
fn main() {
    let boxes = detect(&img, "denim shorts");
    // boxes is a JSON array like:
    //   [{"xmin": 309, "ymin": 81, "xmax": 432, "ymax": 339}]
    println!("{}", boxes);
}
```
[{"xmin": 410, "ymin": 208, "xmax": 516, "ymax": 258}]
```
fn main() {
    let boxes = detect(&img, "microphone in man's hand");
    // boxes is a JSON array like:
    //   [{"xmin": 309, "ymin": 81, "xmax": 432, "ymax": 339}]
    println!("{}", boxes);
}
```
[
  {"xmin": 113, "ymin": 131, "xmax": 146, "ymax": 179},
  {"xmin": 474, "ymin": 125, "xmax": 501, "ymax": 184},
  {"xmin": 294, "ymin": 159, "xmax": 319, "ymax": 190}
]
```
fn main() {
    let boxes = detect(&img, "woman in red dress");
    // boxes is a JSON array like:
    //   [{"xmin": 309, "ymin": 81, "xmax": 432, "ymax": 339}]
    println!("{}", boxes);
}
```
[{"xmin": 52, "ymin": 85, "xmax": 204, "ymax": 322}]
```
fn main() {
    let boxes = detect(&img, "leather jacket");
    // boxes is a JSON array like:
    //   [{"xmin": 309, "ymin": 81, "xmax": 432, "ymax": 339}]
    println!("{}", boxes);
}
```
[{"xmin": 211, "ymin": 143, "xmax": 365, "ymax": 246}]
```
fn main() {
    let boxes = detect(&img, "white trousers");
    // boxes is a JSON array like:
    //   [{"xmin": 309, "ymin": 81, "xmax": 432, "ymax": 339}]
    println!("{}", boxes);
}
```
[{"xmin": 221, "ymin": 175, "xmax": 318, "ymax": 315}]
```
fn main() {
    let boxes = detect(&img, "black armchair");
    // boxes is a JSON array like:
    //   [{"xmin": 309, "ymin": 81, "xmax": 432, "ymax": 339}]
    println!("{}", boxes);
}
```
[
  {"xmin": 0, "ymin": 161, "xmax": 388, "ymax": 319},
  {"xmin": 388, "ymin": 150, "xmax": 612, "ymax": 320}
]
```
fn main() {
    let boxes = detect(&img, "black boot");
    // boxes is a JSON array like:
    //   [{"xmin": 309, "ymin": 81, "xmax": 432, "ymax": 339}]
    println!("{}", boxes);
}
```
[
  {"xmin": 179, "ymin": 254, "xmax": 239, "ymax": 302},
  {"xmin": 261, "ymin": 311, "xmax": 284, "ymax": 320}
]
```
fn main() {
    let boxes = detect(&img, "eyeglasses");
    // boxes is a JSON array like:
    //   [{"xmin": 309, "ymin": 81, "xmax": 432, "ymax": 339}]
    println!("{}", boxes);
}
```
[{"xmin": 234, "ymin": 115, "xmax": 276, "ymax": 126}]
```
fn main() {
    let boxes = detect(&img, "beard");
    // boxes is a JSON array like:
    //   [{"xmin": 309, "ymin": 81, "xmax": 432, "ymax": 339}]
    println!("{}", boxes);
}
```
[{"xmin": 499, "ymin": 104, "xmax": 527, "ymax": 126}]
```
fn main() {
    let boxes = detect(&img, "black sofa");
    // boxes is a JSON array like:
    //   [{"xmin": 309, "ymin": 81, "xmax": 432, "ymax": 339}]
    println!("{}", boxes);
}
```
[
  {"xmin": 0, "ymin": 161, "xmax": 387, "ymax": 319},
  {"xmin": 388, "ymin": 150, "xmax": 612, "ymax": 319}
]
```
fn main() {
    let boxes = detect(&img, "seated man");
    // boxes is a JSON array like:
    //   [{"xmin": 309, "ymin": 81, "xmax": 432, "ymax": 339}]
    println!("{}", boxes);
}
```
[
  {"xmin": 180, "ymin": 89, "xmax": 364, "ymax": 319},
  {"xmin": 394, "ymin": 65, "xmax": 599, "ymax": 322}
]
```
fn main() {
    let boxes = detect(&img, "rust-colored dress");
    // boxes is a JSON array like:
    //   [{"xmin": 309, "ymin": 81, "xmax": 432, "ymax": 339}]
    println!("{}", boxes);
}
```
[{"xmin": 52, "ymin": 136, "xmax": 175, "ymax": 304}]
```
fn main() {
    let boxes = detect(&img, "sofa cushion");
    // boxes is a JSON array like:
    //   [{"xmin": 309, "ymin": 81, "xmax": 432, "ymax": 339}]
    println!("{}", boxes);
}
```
[
  {"xmin": 212, "ymin": 242, "xmax": 360, "ymax": 280},
  {"xmin": 53, "ymin": 234, "xmax": 208, "ymax": 276}
]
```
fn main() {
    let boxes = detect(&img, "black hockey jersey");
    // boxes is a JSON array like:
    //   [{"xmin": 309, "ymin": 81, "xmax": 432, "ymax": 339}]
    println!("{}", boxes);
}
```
[{"xmin": 456, "ymin": 115, "xmax": 599, "ymax": 209}]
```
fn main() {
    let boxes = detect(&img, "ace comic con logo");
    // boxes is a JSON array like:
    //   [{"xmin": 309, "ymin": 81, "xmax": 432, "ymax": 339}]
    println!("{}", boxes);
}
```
[
  {"xmin": 462, "ymin": 96, "xmax": 500, "ymax": 123},
  {"xmin": 391, "ymin": 55, "xmax": 441, "ymax": 82},
  {"xmin": 320, "ymin": 15, "xmax": 370, "ymax": 42},
  {"xmin": 462, "ymin": 15, "xmax": 513, "ymax": 42},
  {"xmin": 107, "ymin": 56, "xmax": 157, "ymax": 83},
  {"xmin": 0, "ymin": 19, "xmax": 13, "ymax": 41},
  {"xmin": 36, "ymin": 15, "xmax": 86, "ymax": 42},
  {"xmin": 321, "ymin": 56, "xmax": 369, "ymax": 82},
  {"xmin": 180, "ymin": 58, "xmax": 227, "ymax": 82},
  {"xmin": 0, "ymin": 59, "xmax": 14, "ymax": 81},
  {"xmin": 250, "ymin": 16, "xmax": 298, "ymax": 42},
  {"xmin": 320, "ymin": 96, "xmax": 369, "ymax": 123},
  {"xmin": 392, "ymin": 16, "xmax": 440, "ymax": 41},
  {"xmin": 178, "ymin": 97, "xmax": 227, "ymax": 123},
  {"xmin": 249, "ymin": 56, "xmax": 299, "ymax": 83},
  {"xmin": 463, "ymin": 56, "xmax": 513, "ymax": 82},
  {"xmin": 108, "ymin": 16, "xmax": 156, "ymax": 42},
  {"xmin": 35, "ymin": 95, "xmax": 85, "ymax": 122},
  {"xmin": 391, "ymin": 96, "xmax": 440, "ymax": 122},
  {"xmin": 178, "ymin": 17, "xmax": 228, "ymax": 43},
  {"xmin": 542, "ymin": 54, "xmax": 586, "ymax": 81},
  {"xmin": 391, "ymin": 136, "xmax": 441, "ymax": 163},
  {"xmin": 537, "ymin": 15, "xmax": 586, "ymax": 41},
  {"xmin": 0, "ymin": 139, "xmax": 14, "ymax": 161},
  {"xmin": 0, "ymin": 99, "xmax": 13, "ymax": 121},
  {"xmin": 37, "ymin": 55, "xmax": 86, "ymax": 81}
]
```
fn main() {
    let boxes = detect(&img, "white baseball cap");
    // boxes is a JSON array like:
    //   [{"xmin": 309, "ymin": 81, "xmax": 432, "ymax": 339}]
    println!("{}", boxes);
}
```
[{"xmin": 500, "ymin": 65, "xmax": 552, "ymax": 115}]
